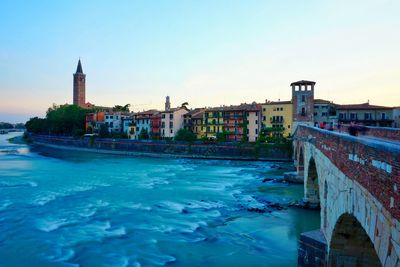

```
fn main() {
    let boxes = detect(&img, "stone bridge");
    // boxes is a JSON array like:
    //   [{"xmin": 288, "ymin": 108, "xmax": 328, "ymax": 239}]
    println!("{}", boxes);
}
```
[{"xmin": 294, "ymin": 125, "xmax": 400, "ymax": 266}]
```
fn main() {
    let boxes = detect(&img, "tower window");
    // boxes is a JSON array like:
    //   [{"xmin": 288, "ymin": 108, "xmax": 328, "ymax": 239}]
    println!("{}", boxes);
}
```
[{"xmin": 301, "ymin": 95, "xmax": 306, "ymax": 102}]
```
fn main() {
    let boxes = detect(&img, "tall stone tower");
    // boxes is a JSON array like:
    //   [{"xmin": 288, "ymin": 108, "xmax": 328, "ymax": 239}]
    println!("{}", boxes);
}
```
[
  {"xmin": 165, "ymin": 96, "xmax": 171, "ymax": 111},
  {"xmin": 291, "ymin": 80, "xmax": 315, "ymax": 132},
  {"xmin": 73, "ymin": 59, "xmax": 86, "ymax": 107}
]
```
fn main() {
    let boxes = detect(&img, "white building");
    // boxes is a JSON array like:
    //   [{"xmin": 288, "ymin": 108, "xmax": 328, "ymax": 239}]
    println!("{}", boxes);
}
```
[
  {"xmin": 160, "ymin": 107, "xmax": 189, "ymax": 138},
  {"xmin": 246, "ymin": 108, "xmax": 261, "ymax": 142},
  {"xmin": 105, "ymin": 112, "xmax": 130, "ymax": 133}
]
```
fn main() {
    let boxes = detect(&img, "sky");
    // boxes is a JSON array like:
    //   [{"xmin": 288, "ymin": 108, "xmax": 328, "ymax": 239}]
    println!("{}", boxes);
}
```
[{"xmin": 0, "ymin": 0, "xmax": 399, "ymax": 123}]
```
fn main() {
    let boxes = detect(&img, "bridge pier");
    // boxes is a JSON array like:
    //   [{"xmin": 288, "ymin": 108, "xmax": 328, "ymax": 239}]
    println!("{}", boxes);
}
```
[{"xmin": 298, "ymin": 229, "xmax": 327, "ymax": 267}]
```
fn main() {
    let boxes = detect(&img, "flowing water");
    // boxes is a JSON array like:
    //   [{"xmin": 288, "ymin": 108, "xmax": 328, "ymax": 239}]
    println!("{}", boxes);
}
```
[{"xmin": 0, "ymin": 133, "xmax": 319, "ymax": 267}]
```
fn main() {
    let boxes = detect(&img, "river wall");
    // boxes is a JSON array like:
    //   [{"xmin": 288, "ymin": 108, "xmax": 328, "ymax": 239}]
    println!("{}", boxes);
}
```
[{"xmin": 28, "ymin": 134, "xmax": 292, "ymax": 161}]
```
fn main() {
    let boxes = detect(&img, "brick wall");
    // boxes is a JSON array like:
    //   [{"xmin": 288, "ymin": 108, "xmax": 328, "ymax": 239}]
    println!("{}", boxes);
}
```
[{"xmin": 337, "ymin": 124, "xmax": 400, "ymax": 141}]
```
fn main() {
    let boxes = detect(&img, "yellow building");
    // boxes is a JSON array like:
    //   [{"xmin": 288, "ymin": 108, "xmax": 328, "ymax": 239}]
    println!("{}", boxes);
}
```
[
  {"xmin": 203, "ymin": 108, "xmax": 224, "ymax": 138},
  {"xmin": 261, "ymin": 101, "xmax": 293, "ymax": 137},
  {"xmin": 127, "ymin": 125, "xmax": 136, "ymax": 140},
  {"xmin": 191, "ymin": 110, "xmax": 205, "ymax": 139}
]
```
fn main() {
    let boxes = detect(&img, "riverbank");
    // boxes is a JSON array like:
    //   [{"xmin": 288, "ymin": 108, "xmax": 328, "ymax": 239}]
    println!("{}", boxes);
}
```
[{"xmin": 27, "ymin": 134, "xmax": 293, "ymax": 161}]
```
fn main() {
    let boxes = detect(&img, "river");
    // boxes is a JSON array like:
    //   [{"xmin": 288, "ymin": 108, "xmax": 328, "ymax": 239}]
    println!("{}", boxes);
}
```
[{"xmin": 0, "ymin": 133, "xmax": 319, "ymax": 267}]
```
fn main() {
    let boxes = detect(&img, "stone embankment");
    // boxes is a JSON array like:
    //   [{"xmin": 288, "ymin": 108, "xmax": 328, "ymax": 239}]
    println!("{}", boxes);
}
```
[{"xmin": 28, "ymin": 134, "xmax": 292, "ymax": 161}]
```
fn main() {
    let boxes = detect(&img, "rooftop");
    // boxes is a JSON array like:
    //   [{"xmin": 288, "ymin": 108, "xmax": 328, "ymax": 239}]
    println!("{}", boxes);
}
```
[
  {"xmin": 290, "ymin": 80, "xmax": 316, "ymax": 86},
  {"xmin": 206, "ymin": 103, "xmax": 260, "ymax": 112},
  {"xmin": 337, "ymin": 103, "xmax": 393, "ymax": 110},
  {"xmin": 263, "ymin": 100, "xmax": 292, "ymax": 105}
]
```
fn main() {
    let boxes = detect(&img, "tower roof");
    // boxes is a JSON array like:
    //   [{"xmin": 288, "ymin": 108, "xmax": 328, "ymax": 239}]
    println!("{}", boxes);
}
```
[
  {"xmin": 76, "ymin": 59, "xmax": 83, "ymax": 74},
  {"xmin": 290, "ymin": 80, "xmax": 316, "ymax": 86}
]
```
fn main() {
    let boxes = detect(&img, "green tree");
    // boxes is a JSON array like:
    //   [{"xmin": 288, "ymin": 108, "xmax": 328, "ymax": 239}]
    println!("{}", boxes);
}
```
[
  {"xmin": 112, "ymin": 104, "xmax": 130, "ymax": 112},
  {"xmin": 99, "ymin": 124, "xmax": 109, "ymax": 138},
  {"xmin": 25, "ymin": 117, "xmax": 48, "ymax": 134},
  {"xmin": 45, "ymin": 104, "xmax": 90, "ymax": 135},
  {"xmin": 216, "ymin": 130, "xmax": 229, "ymax": 142},
  {"xmin": 174, "ymin": 128, "xmax": 196, "ymax": 142},
  {"xmin": 138, "ymin": 128, "xmax": 149, "ymax": 140},
  {"xmin": 14, "ymin": 123, "xmax": 26, "ymax": 129},
  {"xmin": 0, "ymin": 122, "xmax": 14, "ymax": 129}
]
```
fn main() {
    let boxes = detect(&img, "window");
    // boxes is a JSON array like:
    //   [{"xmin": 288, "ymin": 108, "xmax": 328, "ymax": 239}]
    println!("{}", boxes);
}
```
[
  {"xmin": 162, "ymin": 114, "xmax": 165, "ymax": 118},
  {"xmin": 255, "ymin": 129, "xmax": 258, "ymax": 134},
  {"xmin": 169, "ymin": 121, "xmax": 173, "ymax": 128},
  {"xmin": 169, "ymin": 114, "xmax": 173, "ymax": 119},
  {"xmin": 314, "ymin": 112, "xmax": 318, "ymax": 116},
  {"xmin": 301, "ymin": 95, "xmax": 305, "ymax": 102},
  {"xmin": 110, "ymin": 122, "xmax": 114, "ymax": 128},
  {"xmin": 350, "ymin": 113, "xmax": 357, "ymax": 120},
  {"xmin": 170, "ymin": 129, "xmax": 173, "ymax": 134},
  {"xmin": 255, "ymin": 120, "xmax": 258, "ymax": 124},
  {"xmin": 161, "ymin": 122, "xmax": 165, "ymax": 128},
  {"xmin": 364, "ymin": 113, "xmax": 372, "ymax": 120},
  {"xmin": 321, "ymin": 112, "xmax": 327, "ymax": 117},
  {"xmin": 110, "ymin": 116, "xmax": 113, "ymax": 119},
  {"xmin": 381, "ymin": 113, "xmax": 386, "ymax": 120},
  {"xmin": 301, "ymin": 107, "xmax": 305, "ymax": 116},
  {"xmin": 263, "ymin": 116, "xmax": 266, "ymax": 121},
  {"xmin": 263, "ymin": 108, "xmax": 266, "ymax": 112},
  {"xmin": 288, "ymin": 125, "xmax": 290, "ymax": 129},
  {"xmin": 339, "ymin": 113, "xmax": 346, "ymax": 120}
]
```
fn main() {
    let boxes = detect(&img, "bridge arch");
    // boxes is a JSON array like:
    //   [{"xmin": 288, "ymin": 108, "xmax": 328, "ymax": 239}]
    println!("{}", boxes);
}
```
[
  {"xmin": 297, "ymin": 146, "xmax": 305, "ymax": 175},
  {"xmin": 329, "ymin": 213, "xmax": 382, "ymax": 267},
  {"xmin": 304, "ymin": 157, "xmax": 320, "ymax": 207}
]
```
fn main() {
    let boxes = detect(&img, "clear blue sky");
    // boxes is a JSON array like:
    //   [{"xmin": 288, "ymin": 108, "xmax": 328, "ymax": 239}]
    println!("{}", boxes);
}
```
[{"xmin": 1, "ymin": 0, "xmax": 399, "ymax": 123}]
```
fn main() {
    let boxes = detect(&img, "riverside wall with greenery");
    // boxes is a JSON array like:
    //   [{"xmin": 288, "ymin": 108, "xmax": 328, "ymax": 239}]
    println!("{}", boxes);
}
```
[{"xmin": 27, "ymin": 134, "xmax": 292, "ymax": 161}]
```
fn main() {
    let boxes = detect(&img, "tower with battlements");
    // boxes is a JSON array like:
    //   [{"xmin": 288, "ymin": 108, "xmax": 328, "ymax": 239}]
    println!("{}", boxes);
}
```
[{"xmin": 291, "ymin": 80, "xmax": 315, "ymax": 132}]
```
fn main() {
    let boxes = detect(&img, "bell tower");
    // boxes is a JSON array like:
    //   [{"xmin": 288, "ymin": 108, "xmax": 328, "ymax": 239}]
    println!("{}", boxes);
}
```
[
  {"xmin": 73, "ymin": 59, "xmax": 86, "ymax": 107},
  {"xmin": 291, "ymin": 80, "xmax": 315, "ymax": 132}
]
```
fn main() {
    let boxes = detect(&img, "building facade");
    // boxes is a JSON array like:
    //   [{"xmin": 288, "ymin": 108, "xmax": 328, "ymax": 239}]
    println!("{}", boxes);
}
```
[
  {"xmin": 160, "ymin": 107, "xmax": 189, "ymax": 138},
  {"xmin": 336, "ymin": 103, "xmax": 394, "ymax": 127},
  {"xmin": 261, "ymin": 100, "xmax": 293, "ymax": 137},
  {"xmin": 313, "ymin": 99, "xmax": 338, "ymax": 128}
]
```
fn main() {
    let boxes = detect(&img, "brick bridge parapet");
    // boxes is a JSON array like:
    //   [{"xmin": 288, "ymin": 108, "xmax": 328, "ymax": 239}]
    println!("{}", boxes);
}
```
[{"xmin": 294, "ymin": 125, "xmax": 400, "ymax": 267}]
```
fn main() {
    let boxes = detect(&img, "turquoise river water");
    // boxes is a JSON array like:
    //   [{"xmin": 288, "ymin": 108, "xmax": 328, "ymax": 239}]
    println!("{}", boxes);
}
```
[{"xmin": 0, "ymin": 133, "xmax": 319, "ymax": 267}]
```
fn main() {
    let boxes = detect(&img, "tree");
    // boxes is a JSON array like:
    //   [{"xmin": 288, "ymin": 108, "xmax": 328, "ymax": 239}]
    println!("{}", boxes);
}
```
[
  {"xmin": 14, "ymin": 123, "xmax": 26, "ymax": 129},
  {"xmin": 138, "ymin": 128, "xmax": 149, "ymax": 140},
  {"xmin": 25, "ymin": 104, "xmax": 92, "ymax": 135},
  {"xmin": 25, "ymin": 117, "xmax": 48, "ymax": 134},
  {"xmin": 112, "ymin": 104, "xmax": 130, "ymax": 112},
  {"xmin": 0, "ymin": 122, "xmax": 14, "ymax": 129},
  {"xmin": 174, "ymin": 128, "xmax": 196, "ymax": 142},
  {"xmin": 259, "ymin": 127, "xmax": 287, "ymax": 143},
  {"xmin": 99, "ymin": 124, "xmax": 109, "ymax": 138},
  {"xmin": 216, "ymin": 130, "xmax": 229, "ymax": 142},
  {"xmin": 45, "ymin": 104, "xmax": 90, "ymax": 135}
]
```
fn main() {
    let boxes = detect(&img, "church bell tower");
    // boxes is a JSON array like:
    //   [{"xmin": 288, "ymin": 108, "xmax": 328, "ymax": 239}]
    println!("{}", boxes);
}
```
[{"xmin": 73, "ymin": 59, "xmax": 86, "ymax": 107}]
